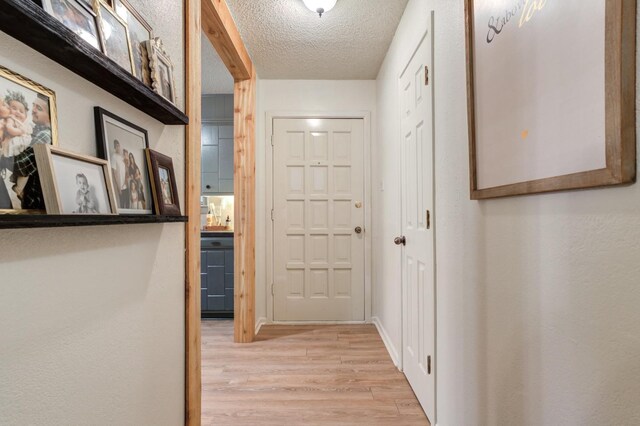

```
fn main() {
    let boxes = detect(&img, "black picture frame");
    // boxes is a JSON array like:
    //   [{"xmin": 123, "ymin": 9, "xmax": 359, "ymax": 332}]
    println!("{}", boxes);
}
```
[{"xmin": 94, "ymin": 106, "xmax": 153, "ymax": 214}]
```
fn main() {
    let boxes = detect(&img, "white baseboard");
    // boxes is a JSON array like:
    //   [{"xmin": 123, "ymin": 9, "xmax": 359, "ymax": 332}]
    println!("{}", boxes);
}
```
[
  {"xmin": 371, "ymin": 316, "xmax": 400, "ymax": 368},
  {"xmin": 255, "ymin": 317, "xmax": 267, "ymax": 335}
]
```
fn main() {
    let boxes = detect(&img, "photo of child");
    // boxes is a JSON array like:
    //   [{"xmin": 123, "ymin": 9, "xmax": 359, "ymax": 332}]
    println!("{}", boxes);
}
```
[
  {"xmin": 45, "ymin": 0, "xmax": 102, "ymax": 50},
  {"xmin": 73, "ymin": 172, "xmax": 100, "ymax": 213}
]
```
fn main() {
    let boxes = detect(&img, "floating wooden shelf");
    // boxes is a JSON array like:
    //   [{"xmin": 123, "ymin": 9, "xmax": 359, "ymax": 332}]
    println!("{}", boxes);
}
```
[
  {"xmin": 0, "ymin": 0, "xmax": 189, "ymax": 125},
  {"xmin": 0, "ymin": 214, "xmax": 188, "ymax": 229}
]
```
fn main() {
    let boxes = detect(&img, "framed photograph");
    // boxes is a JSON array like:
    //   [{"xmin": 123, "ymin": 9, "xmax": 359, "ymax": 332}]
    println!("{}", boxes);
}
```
[
  {"xmin": 145, "ymin": 149, "xmax": 181, "ymax": 216},
  {"xmin": 143, "ymin": 38, "xmax": 177, "ymax": 103},
  {"xmin": 34, "ymin": 145, "xmax": 117, "ymax": 215},
  {"xmin": 94, "ymin": 0, "xmax": 136, "ymax": 76},
  {"xmin": 94, "ymin": 107, "xmax": 153, "ymax": 214},
  {"xmin": 113, "ymin": 0, "xmax": 153, "ymax": 84},
  {"xmin": 42, "ymin": 0, "xmax": 103, "ymax": 51},
  {"xmin": 0, "ymin": 65, "xmax": 58, "ymax": 214},
  {"xmin": 465, "ymin": 0, "xmax": 636, "ymax": 199}
]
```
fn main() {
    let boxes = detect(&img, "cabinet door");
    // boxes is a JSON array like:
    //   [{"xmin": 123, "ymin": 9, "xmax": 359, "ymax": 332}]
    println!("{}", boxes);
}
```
[
  {"xmin": 201, "ymin": 124, "xmax": 218, "ymax": 146},
  {"xmin": 202, "ymin": 145, "xmax": 219, "ymax": 173},
  {"xmin": 202, "ymin": 172, "xmax": 219, "ymax": 194},
  {"xmin": 206, "ymin": 250, "xmax": 225, "ymax": 311},
  {"xmin": 224, "ymin": 249, "xmax": 234, "ymax": 311}
]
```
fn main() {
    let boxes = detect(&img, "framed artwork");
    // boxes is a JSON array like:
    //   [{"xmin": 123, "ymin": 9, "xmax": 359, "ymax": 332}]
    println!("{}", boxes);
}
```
[
  {"xmin": 42, "ymin": 0, "xmax": 103, "ymax": 51},
  {"xmin": 34, "ymin": 144, "xmax": 117, "ymax": 214},
  {"xmin": 145, "ymin": 149, "xmax": 181, "ymax": 216},
  {"xmin": 143, "ymin": 38, "xmax": 177, "ymax": 103},
  {"xmin": 465, "ymin": 0, "xmax": 636, "ymax": 199},
  {"xmin": 94, "ymin": 107, "xmax": 153, "ymax": 214},
  {"xmin": 113, "ymin": 0, "xmax": 153, "ymax": 83},
  {"xmin": 0, "ymin": 65, "xmax": 58, "ymax": 214},
  {"xmin": 94, "ymin": 0, "xmax": 136, "ymax": 76}
]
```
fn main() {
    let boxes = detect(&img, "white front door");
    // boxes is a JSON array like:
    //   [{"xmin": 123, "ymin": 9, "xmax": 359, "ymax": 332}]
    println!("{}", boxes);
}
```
[
  {"xmin": 399, "ymin": 24, "xmax": 436, "ymax": 422},
  {"xmin": 272, "ymin": 118, "xmax": 365, "ymax": 321}
]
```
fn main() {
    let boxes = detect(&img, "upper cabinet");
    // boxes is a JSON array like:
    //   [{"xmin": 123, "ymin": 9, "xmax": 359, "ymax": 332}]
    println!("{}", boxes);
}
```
[{"xmin": 202, "ymin": 95, "xmax": 234, "ymax": 195}]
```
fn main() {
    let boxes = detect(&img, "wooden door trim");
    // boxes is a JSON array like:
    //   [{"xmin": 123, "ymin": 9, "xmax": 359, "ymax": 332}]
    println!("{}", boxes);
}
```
[
  {"xmin": 185, "ymin": 0, "xmax": 255, "ymax": 424},
  {"xmin": 264, "ymin": 112, "xmax": 372, "ymax": 324}
]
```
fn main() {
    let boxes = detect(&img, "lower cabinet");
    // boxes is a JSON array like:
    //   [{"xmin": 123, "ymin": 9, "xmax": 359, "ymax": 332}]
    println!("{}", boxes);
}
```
[{"xmin": 201, "ymin": 236, "xmax": 234, "ymax": 316}]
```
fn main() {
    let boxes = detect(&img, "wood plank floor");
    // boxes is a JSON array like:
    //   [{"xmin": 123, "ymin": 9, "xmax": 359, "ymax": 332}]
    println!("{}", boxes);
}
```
[{"xmin": 201, "ymin": 320, "xmax": 430, "ymax": 425}]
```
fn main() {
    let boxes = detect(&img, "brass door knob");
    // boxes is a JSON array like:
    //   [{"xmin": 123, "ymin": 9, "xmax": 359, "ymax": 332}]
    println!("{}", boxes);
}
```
[{"xmin": 355, "ymin": 226, "xmax": 363, "ymax": 234}]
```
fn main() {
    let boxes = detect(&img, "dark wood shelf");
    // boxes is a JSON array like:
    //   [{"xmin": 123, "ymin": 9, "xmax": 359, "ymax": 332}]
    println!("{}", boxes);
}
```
[
  {"xmin": 1, "ymin": 0, "xmax": 189, "ymax": 125},
  {"xmin": 0, "ymin": 214, "xmax": 188, "ymax": 229}
]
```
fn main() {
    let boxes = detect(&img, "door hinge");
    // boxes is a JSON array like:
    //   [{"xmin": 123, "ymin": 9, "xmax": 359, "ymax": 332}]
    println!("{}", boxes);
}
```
[
  {"xmin": 427, "ymin": 355, "xmax": 432, "ymax": 374},
  {"xmin": 425, "ymin": 65, "xmax": 429, "ymax": 86},
  {"xmin": 271, "ymin": 283, "xmax": 275, "ymax": 296},
  {"xmin": 426, "ymin": 209, "xmax": 431, "ymax": 230},
  {"xmin": 271, "ymin": 209, "xmax": 274, "ymax": 221},
  {"xmin": 270, "ymin": 135, "xmax": 274, "ymax": 146}
]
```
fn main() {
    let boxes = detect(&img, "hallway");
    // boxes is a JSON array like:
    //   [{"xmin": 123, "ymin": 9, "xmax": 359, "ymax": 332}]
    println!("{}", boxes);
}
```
[{"xmin": 201, "ymin": 321, "xmax": 430, "ymax": 425}]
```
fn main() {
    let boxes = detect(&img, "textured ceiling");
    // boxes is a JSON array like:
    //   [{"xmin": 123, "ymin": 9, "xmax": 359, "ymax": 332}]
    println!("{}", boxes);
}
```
[
  {"xmin": 201, "ymin": 32, "xmax": 235, "ymax": 94},
  {"xmin": 226, "ymin": 0, "xmax": 409, "ymax": 80}
]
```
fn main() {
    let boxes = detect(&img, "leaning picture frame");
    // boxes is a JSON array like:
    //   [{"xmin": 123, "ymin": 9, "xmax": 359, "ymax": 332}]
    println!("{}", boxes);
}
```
[
  {"xmin": 143, "ymin": 38, "xmax": 177, "ymax": 104},
  {"xmin": 145, "ymin": 148, "xmax": 181, "ymax": 216},
  {"xmin": 113, "ymin": 0, "xmax": 153, "ymax": 83},
  {"xmin": 0, "ymin": 65, "xmax": 58, "ymax": 214},
  {"xmin": 94, "ymin": 0, "xmax": 136, "ymax": 76},
  {"xmin": 94, "ymin": 107, "xmax": 153, "ymax": 215},
  {"xmin": 42, "ymin": 0, "xmax": 104, "ymax": 51},
  {"xmin": 34, "ymin": 144, "xmax": 118, "ymax": 215},
  {"xmin": 465, "ymin": 0, "xmax": 636, "ymax": 199}
]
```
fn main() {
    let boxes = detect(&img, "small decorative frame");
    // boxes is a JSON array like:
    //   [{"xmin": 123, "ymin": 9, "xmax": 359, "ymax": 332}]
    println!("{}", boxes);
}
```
[
  {"xmin": 145, "ymin": 148, "xmax": 181, "ymax": 216},
  {"xmin": 113, "ymin": 0, "xmax": 153, "ymax": 83},
  {"xmin": 94, "ymin": 0, "xmax": 136, "ymax": 76},
  {"xmin": 143, "ymin": 37, "xmax": 177, "ymax": 104},
  {"xmin": 34, "ymin": 144, "xmax": 118, "ymax": 215}
]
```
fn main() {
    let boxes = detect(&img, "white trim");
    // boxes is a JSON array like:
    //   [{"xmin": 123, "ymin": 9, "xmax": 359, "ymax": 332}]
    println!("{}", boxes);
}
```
[
  {"xmin": 372, "ymin": 316, "xmax": 401, "ymax": 369},
  {"xmin": 265, "ymin": 111, "xmax": 373, "ymax": 324},
  {"xmin": 255, "ymin": 316, "xmax": 267, "ymax": 335}
]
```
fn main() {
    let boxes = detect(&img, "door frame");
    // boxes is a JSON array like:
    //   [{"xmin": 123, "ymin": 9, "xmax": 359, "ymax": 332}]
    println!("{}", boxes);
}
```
[
  {"xmin": 185, "ymin": 0, "xmax": 256, "ymax": 424},
  {"xmin": 265, "ymin": 111, "xmax": 373, "ymax": 324},
  {"xmin": 397, "ymin": 11, "xmax": 438, "ymax": 422}
]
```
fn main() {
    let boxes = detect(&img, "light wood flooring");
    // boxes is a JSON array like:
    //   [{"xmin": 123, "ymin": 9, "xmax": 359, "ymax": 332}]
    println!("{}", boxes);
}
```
[{"xmin": 201, "ymin": 320, "xmax": 430, "ymax": 425}]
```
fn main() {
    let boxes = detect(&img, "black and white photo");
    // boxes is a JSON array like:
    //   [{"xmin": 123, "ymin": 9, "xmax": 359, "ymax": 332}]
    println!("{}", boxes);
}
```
[
  {"xmin": 34, "ymin": 145, "xmax": 117, "ymax": 215},
  {"xmin": 0, "ymin": 65, "xmax": 58, "ymax": 213},
  {"xmin": 94, "ymin": 107, "xmax": 152, "ymax": 214}
]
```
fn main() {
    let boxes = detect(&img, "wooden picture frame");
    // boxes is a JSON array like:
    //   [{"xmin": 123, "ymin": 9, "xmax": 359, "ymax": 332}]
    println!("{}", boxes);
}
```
[
  {"xmin": 94, "ymin": 0, "xmax": 136, "ymax": 76},
  {"xmin": 34, "ymin": 144, "xmax": 118, "ymax": 214},
  {"xmin": 0, "ymin": 65, "xmax": 58, "ymax": 214},
  {"xmin": 143, "ymin": 37, "xmax": 177, "ymax": 104},
  {"xmin": 465, "ymin": 0, "xmax": 636, "ymax": 199},
  {"xmin": 145, "ymin": 148, "xmax": 181, "ymax": 216},
  {"xmin": 94, "ymin": 106, "xmax": 153, "ymax": 214},
  {"xmin": 113, "ymin": 0, "xmax": 153, "ymax": 83}
]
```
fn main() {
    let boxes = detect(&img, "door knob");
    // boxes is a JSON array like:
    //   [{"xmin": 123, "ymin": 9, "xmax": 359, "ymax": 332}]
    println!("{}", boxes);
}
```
[
  {"xmin": 394, "ymin": 236, "xmax": 406, "ymax": 246},
  {"xmin": 355, "ymin": 226, "xmax": 363, "ymax": 234}
]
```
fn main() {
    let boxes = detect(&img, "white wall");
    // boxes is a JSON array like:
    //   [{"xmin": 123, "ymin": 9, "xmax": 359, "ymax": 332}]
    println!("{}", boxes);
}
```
[
  {"xmin": 374, "ymin": 1, "xmax": 640, "ymax": 425},
  {"xmin": 0, "ymin": 1, "xmax": 185, "ymax": 424},
  {"xmin": 255, "ymin": 79, "xmax": 376, "ymax": 323}
]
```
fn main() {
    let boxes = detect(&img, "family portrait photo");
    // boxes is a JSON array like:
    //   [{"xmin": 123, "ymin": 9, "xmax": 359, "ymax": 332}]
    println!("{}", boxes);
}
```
[
  {"xmin": 95, "ymin": 107, "xmax": 152, "ymax": 214},
  {"xmin": 0, "ymin": 66, "xmax": 57, "ymax": 213},
  {"xmin": 43, "ymin": 0, "xmax": 102, "ymax": 51},
  {"xmin": 97, "ymin": 1, "xmax": 135, "ymax": 75}
]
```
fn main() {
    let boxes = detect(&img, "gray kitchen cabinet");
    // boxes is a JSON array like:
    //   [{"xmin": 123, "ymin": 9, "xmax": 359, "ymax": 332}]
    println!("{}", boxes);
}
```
[
  {"xmin": 201, "ymin": 236, "xmax": 234, "ymax": 315},
  {"xmin": 201, "ymin": 95, "xmax": 234, "ymax": 195}
]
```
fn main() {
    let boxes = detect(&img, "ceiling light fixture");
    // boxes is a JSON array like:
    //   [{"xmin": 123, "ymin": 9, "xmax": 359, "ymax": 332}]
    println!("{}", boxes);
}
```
[{"xmin": 303, "ymin": 0, "xmax": 337, "ymax": 18}]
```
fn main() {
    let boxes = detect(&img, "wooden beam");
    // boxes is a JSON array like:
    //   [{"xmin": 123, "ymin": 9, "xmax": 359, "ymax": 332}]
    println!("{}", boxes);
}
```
[
  {"xmin": 184, "ymin": 0, "xmax": 202, "ymax": 424},
  {"xmin": 233, "ymin": 67, "xmax": 256, "ymax": 343},
  {"xmin": 201, "ymin": 0, "xmax": 252, "ymax": 81}
]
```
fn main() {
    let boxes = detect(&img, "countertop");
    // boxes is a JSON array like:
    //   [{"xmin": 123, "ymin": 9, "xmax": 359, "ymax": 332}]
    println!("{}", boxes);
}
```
[{"xmin": 201, "ymin": 231, "xmax": 234, "ymax": 237}]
